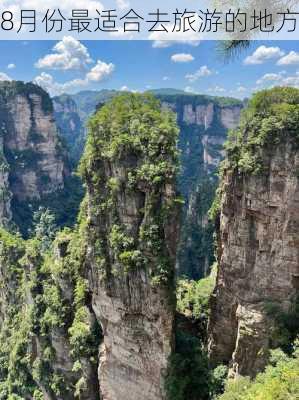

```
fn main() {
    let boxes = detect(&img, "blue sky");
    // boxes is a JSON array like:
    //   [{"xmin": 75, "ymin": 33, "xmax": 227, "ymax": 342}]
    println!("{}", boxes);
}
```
[{"xmin": 0, "ymin": 39, "xmax": 299, "ymax": 98}]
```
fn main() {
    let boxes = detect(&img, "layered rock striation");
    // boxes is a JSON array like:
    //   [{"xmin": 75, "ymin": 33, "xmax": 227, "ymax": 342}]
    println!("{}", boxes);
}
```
[
  {"xmin": 0, "ymin": 81, "xmax": 68, "ymax": 231},
  {"xmin": 0, "ymin": 93, "xmax": 180, "ymax": 400},
  {"xmin": 209, "ymin": 87, "xmax": 299, "ymax": 377},
  {"xmin": 54, "ymin": 90, "xmax": 243, "ymax": 279},
  {"xmin": 80, "ymin": 93, "xmax": 180, "ymax": 400}
]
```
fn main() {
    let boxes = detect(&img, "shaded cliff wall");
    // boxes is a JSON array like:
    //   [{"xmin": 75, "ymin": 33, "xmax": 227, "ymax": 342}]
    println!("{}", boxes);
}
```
[
  {"xmin": 54, "ymin": 91, "xmax": 242, "ymax": 279},
  {"xmin": 80, "ymin": 93, "xmax": 180, "ymax": 400},
  {"xmin": 0, "ymin": 81, "xmax": 68, "ymax": 232},
  {"xmin": 208, "ymin": 87, "xmax": 299, "ymax": 377},
  {"xmin": 0, "ymin": 93, "xmax": 180, "ymax": 400},
  {"xmin": 0, "ymin": 226, "xmax": 101, "ymax": 400},
  {"xmin": 162, "ymin": 95, "xmax": 242, "ymax": 279}
]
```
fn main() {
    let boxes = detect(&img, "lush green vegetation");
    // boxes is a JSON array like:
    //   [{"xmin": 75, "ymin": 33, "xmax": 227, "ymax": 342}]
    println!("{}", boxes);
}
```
[
  {"xmin": 11, "ymin": 175, "xmax": 84, "ymax": 237},
  {"xmin": 165, "ymin": 330, "xmax": 211, "ymax": 400},
  {"xmin": 224, "ymin": 87, "xmax": 299, "ymax": 175},
  {"xmin": 176, "ymin": 263, "xmax": 216, "ymax": 319},
  {"xmin": 0, "ymin": 219, "xmax": 101, "ymax": 398},
  {"xmin": 79, "ymin": 93, "xmax": 180, "ymax": 284},
  {"xmin": 176, "ymin": 115, "xmax": 226, "ymax": 279},
  {"xmin": 1, "ymin": 87, "xmax": 299, "ymax": 400},
  {"xmin": 0, "ymin": 81, "xmax": 53, "ymax": 114},
  {"xmin": 264, "ymin": 296, "xmax": 299, "ymax": 354},
  {"xmin": 218, "ymin": 346, "xmax": 299, "ymax": 400},
  {"xmin": 166, "ymin": 265, "xmax": 226, "ymax": 400},
  {"xmin": 55, "ymin": 90, "xmax": 242, "ymax": 280}
]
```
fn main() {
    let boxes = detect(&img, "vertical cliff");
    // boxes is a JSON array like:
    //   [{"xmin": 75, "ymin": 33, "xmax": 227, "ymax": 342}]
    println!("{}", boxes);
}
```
[
  {"xmin": 0, "ymin": 81, "xmax": 68, "ymax": 233},
  {"xmin": 54, "ymin": 90, "xmax": 242, "ymax": 279},
  {"xmin": 53, "ymin": 94, "xmax": 85, "ymax": 162},
  {"xmin": 209, "ymin": 87, "xmax": 299, "ymax": 377},
  {"xmin": 0, "ymin": 226, "xmax": 101, "ymax": 399},
  {"xmin": 79, "ymin": 93, "xmax": 180, "ymax": 400},
  {"xmin": 0, "ymin": 91, "xmax": 180, "ymax": 400},
  {"xmin": 161, "ymin": 95, "xmax": 242, "ymax": 279},
  {"xmin": 0, "ymin": 136, "xmax": 12, "ymax": 227}
]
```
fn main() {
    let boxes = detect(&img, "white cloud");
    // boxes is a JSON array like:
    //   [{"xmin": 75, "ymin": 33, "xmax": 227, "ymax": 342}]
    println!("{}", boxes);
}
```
[
  {"xmin": 0, "ymin": 72, "xmax": 11, "ymax": 81},
  {"xmin": 7, "ymin": 63, "xmax": 15, "ymax": 69},
  {"xmin": 116, "ymin": 0, "xmax": 130, "ymax": 10},
  {"xmin": 282, "ymin": 71, "xmax": 299, "ymax": 88},
  {"xmin": 171, "ymin": 53, "xmax": 194, "ymax": 63},
  {"xmin": 34, "ymin": 73, "xmax": 62, "ymax": 95},
  {"xmin": 280, "ymin": 73, "xmax": 299, "ymax": 87},
  {"xmin": 119, "ymin": 85, "xmax": 138, "ymax": 92},
  {"xmin": 152, "ymin": 40, "xmax": 200, "ymax": 49},
  {"xmin": 34, "ymin": 59, "xmax": 114, "ymax": 96},
  {"xmin": 277, "ymin": 51, "xmax": 299, "ymax": 66},
  {"xmin": 35, "ymin": 36, "xmax": 93, "ymax": 71},
  {"xmin": 184, "ymin": 86, "xmax": 197, "ymax": 93},
  {"xmin": 163, "ymin": 76, "xmax": 170, "ymax": 81},
  {"xmin": 186, "ymin": 66, "xmax": 212, "ymax": 82},
  {"xmin": 254, "ymin": 70, "xmax": 299, "ymax": 89},
  {"xmin": 149, "ymin": 21, "xmax": 200, "ymax": 48},
  {"xmin": 256, "ymin": 72, "xmax": 286, "ymax": 85},
  {"xmin": 244, "ymin": 46, "xmax": 284, "ymax": 65},
  {"xmin": 207, "ymin": 85, "xmax": 226, "ymax": 94},
  {"xmin": 86, "ymin": 60, "xmax": 115, "ymax": 82},
  {"xmin": 236, "ymin": 86, "xmax": 246, "ymax": 93},
  {"xmin": 34, "ymin": 72, "xmax": 86, "ymax": 96}
]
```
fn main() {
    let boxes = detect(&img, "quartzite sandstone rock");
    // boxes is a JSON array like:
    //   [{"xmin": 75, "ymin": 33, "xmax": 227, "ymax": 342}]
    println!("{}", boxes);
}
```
[{"xmin": 209, "ymin": 128, "xmax": 299, "ymax": 377}]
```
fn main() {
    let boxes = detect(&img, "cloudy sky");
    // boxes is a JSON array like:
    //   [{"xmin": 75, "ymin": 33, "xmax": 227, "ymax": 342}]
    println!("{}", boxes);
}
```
[{"xmin": 0, "ymin": 39, "xmax": 299, "ymax": 98}]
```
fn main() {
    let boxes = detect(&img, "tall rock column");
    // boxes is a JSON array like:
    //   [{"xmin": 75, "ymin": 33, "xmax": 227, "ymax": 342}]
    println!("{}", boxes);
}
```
[
  {"xmin": 208, "ymin": 88, "xmax": 299, "ymax": 377},
  {"xmin": 0, "ymin": 81, "xmax": 69, "ymax": 232},
  {"xmin": 0, "ymin": 136, "xmax": 12, "ymax": 226},
  {"xmin": 80, "ymin": 94, "xmax": 180, "ymax": 400}
]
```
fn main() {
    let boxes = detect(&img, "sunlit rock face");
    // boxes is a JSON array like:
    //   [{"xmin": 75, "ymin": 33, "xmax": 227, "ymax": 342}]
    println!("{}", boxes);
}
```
[
  {"xmin": 81, "ymin": 94, "xmax": 180, "ymax": 400},
  {"xmin": 54, "ymin": 90, "xmax": 243, "ymax": 280},
  {"xmin": 209, "ymin": 91, "xmax": 299, "ymax": 377},
  {"xmin": 0, "ymin": 81, "xmax": 68, "ymax": 230}
]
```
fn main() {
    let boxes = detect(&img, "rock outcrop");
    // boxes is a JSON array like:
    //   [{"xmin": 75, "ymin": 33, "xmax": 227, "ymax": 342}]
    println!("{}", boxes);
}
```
[
  {"xmin": 170, "ymin": 96, "xmax": 242, "ymax": 279},
  {"xmin": 80, "ymin": 93, "xmax": 180, "ymax": 400},
  {"xmin": 53, "ymin": 94, "xmax": 85, "ymax": 162},
  {"xmin": 0, "ymin": 136, "xmax": 12, "ymax": 226},
  {"xmin": 208, "ymin": 87, "xmax": 299, "ymax": 377},
  {"xmin": 54, "ymin": 90, "xmax": 242, "ymax": 279},
  {"xmin": 0, "ymin": 91, "xmax": 180, "ymax": 400},
  {"xmin": 0, "ymin": 226, "xmax": 101, "ymax": 400},
  {"xmin": 0, "ymin": 81, "xmax": 68, "ymax": 231}
]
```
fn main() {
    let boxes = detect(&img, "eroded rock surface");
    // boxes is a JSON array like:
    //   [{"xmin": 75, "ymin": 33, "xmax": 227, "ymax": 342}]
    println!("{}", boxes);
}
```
[
  {"xmin": 209, "ymin": 90, "xmax": 299, "ymax": 377},
  {"xmin": 81, "ymin": 94, "xmax": 180, "ymax": 400},
  {"xmin": 0, "ymin": 81, "xmax": 68, "ymax": 228}
]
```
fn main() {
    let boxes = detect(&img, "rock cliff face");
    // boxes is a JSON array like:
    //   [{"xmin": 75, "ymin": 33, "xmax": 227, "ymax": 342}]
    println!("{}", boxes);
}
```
[
  {"xmin": 0, "ymin": 93, "xmax": 179, "ymax": 400},
  {"xmin": 168, "ymin": 96, "xmax": 242, "ymax": 279},
  {"xmin": 80, "ymin": 94, "xmax": 180, "ymax": 400},
  {"xmin": 0, "ymin": 136, "xmax": 12, "ymax": 226},
  {"xmin": 0, "ymin": 81, "xmax": 68, "ymax": 231},
  {"xmin": 53, "ymin": 94, "xmax": 85, "ymax": 162},
  {"xmin": 54, "ymin": 90, "xmax": 242, "ymax": 279},
  {"xmin": 0, "ymin": 227, "xmax": 101, "ymax": 400},
  {"xmin": 208, "ymin": 87, "xmax": 299, "ymax": 377}
]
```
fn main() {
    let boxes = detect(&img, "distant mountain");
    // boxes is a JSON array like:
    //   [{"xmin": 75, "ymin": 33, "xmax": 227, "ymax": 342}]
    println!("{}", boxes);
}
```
[
  {"xmin": 53, "ymin": 90, "xmax": 119, "ymax": 161},
  {"xmin": 148, "ymin": 88, "xmax": 188, "ymax": 96}
]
